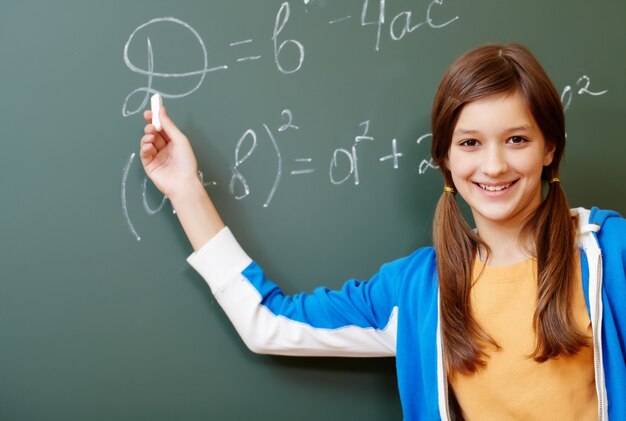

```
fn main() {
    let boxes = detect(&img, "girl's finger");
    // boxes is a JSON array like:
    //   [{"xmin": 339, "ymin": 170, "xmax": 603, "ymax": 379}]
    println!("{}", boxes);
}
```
[
  {"xmin": 153, "ymin": 133, "xmax": 167, "ymax": 151},
  {"xmin": 145, "ymin": 119, "xmax": 172, "ymax": 144},
  {"xmin": 140, "ymin": 133, "xmax": 154, "ymax": 147},
  {"xmin": 144, "ymin": 124, "xmax": 156, "ymax": 135},
  {"xmin": 139, "ymin": 143, "xmax": 157, "ymax": 162}
]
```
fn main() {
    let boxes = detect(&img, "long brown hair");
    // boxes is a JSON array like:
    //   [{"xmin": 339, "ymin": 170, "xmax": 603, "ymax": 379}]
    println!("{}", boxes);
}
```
[{"xmin": 431, "ymin": 44, "xmax": 587, "ymax": 375}]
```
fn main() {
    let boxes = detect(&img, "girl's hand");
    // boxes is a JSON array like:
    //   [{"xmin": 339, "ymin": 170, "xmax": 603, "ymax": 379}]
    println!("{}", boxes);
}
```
[
  {"xmin": 139, "ymin": 107, "xmax": 200, "ymax": 200},
  {"xmin": 139, "ymin": 106, "xmax": 225, "ymax": 249}
]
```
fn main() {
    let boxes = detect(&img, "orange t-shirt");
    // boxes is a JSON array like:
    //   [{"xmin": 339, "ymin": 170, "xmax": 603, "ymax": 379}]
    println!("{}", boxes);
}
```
[{"xmin": 449, "ymin": 257, "xmax": 598, "ymax": 420}]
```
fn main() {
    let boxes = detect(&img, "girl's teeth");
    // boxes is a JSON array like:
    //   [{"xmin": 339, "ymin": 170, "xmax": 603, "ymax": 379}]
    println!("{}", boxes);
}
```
[{"xmin": 479, "ymin": 183, "xmax": 510, "ymax": 192}]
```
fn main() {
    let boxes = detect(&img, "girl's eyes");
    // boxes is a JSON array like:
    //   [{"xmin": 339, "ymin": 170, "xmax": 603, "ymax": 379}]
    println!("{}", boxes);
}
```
[
  {"xmin": 459, "ymin": 139, "xmax": 479, "ymax": 147},
  {"xmin": 457, "ymin": 136, "xmax": 528, "ymax": 147},
  {"xmin": 507, "ymin": 135, "xmax": 528, "ymax": 144}
]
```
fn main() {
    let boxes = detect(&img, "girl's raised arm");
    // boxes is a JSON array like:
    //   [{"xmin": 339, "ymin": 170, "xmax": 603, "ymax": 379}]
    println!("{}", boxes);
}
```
[{"xmin": 136, "ymin": 107, "xmax": 402, "ymax": 359}]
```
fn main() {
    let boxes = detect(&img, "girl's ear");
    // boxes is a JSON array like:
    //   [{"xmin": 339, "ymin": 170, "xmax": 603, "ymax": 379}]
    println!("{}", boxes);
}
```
[{"xmin": 543, "ymin": 144, "xmax": 556, "ymax": 166}]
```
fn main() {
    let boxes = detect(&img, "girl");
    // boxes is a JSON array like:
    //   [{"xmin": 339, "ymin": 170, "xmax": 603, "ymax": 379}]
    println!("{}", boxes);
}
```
[{"xmin": 139, "ymin": 44, "xmax": 626, "ymax": 420}]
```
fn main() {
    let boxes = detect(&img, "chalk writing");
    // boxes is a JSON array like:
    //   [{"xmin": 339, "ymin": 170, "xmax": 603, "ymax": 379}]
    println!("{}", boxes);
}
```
[
  {"xmin": 237, "ymin": 56, "xmax": 262, "ymax": 63},
  {"xmin": 330, "ymin": 121, "xmax": 374, "ymax": 185},
  {"xmin": 232, "ymin": 39, "xmax": 262, "ymax": 62},
  {"xmin": 561, "ymin": 75, "xmax": 608, "ymax": 111},
  {"xmin": 230, "ymin": 39, "xmax": 253, "ymax": 46},
  {"xmin": 329, "ymin": 16, "xmax": 352, "ymax": 25},
  {"xmin": 199, "ymin": 171, "xmax": 217, "ymax": 188},
  {"xmin": 122, "ymin": 3, "xmax": 303, "ymax": 117},
  {"xmin": 279, "ymin": 109, "xmax": 299, "ymax": 132},
  {"xmin": 273, "ymin": 2, "xmax": 305, "ymax": 74},
  {"xmin": 355, "ymin": 120, "xmax": 374, "ymax": 144},
  {"xmin": 122, "ymin": 153, "xmax": 141, "ymax": 241},
  {"xmin": 361, "ymin": 0, "xmax": 386, "ymax": 51},
  {"xmin": 120, "ymin": 0, "xmax": 461, "ymax": 129},
  {"xmin": 361, "ymin": 0, "xmax": 458, "ymax": 50},
  {"xmin": 416, "ymin": 133, "xmax": 439, "ymax": 174},
  {"xmin": 227, "ymin": 111, "xmax": 295, "ymax": 207},
  {"xmin": 122, "ymin": 1, "xmax": 460, "ymax": 112},
  {"xmin": 262, "ymin": 124, "xmax": 283, "ymax": 207},
  {"xmin": 426, "ymin": 0, "xmax": 459, "ymax": 29},
  {"xmin": 122, "ymin": 17, "xmax": 228, "ymax": 117},
  {"xmin": 291, "ymin": 158, "xmax": 315, "ymax": 175},
  {"xmin": 142, "ymin": 177, "xmax": 168, "ymax": 215},
  {"xmin": 379, "ymin": 138, "xmax": 403, "ymax": 169},
  {"xmin": 229, "ymin": 129, "xmax": 258, "ymax": 200},
  {"xmin": 330, "ymin": 148, "xmax": 357, "ymax": 185}
]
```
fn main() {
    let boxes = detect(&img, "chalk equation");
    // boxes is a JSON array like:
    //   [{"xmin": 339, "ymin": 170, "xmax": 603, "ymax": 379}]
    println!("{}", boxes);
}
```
[
  {"xmin": 122, "ymin": 0, "xmax": 459, "ymax": 116},
  {"xmin": 120, "ymin": 108, "xmax": 438, "ymax": 241},
  {"xmin": 122, "ymin": 5, "xmax": 303, "ymax": 117}
]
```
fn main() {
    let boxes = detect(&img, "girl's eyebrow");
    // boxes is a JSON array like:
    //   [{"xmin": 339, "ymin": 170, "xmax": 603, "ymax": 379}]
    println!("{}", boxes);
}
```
[
  {"xmin": 452, "ymin": 128, "xmax": 479, "ymax": 136},
  {"xmin": 452, "ymin": 124, "xmax": 534, "ymax": 137},
  {"xmin": 502, "ymin": 124, "xmax": 533, "ymax": 135}
]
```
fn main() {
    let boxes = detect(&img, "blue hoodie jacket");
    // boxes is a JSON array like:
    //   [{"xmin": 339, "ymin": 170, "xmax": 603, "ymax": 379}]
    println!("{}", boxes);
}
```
[{"xmin": 187, "ymin": 207, "xmax": 626, "ymax": 420}]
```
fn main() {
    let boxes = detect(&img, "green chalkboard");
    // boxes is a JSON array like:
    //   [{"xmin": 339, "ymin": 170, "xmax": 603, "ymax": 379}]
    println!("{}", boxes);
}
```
[{"xmin": 2, "ymin": 0, "xmax": 625, "ymax": 419}]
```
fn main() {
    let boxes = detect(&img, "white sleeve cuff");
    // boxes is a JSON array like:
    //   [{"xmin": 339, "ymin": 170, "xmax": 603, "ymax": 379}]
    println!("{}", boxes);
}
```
[{"xmin": 186, "ymin": 227, "xmax": 253, "ymax": 295}]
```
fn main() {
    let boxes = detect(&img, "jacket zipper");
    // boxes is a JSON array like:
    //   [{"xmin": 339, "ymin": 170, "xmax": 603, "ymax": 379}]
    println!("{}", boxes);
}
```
[
  {"xmin": 593, "ymin": 253, "xmax": 606, "ymax": 420},
  {"xmin": 442, "ymin": 351, "xmax": 451, "ymax": 420}
]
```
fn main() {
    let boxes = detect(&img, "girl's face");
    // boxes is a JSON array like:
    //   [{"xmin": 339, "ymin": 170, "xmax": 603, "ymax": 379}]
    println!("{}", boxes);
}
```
[{"xmin": 446, "ymin": 92, "xmax": 555, "ymax": 231}]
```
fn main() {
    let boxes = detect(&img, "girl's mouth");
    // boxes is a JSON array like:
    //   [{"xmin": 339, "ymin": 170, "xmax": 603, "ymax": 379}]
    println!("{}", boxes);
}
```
[{"xmin": 476, "ymin": 181, "xmax": 517, "ymax": 192}]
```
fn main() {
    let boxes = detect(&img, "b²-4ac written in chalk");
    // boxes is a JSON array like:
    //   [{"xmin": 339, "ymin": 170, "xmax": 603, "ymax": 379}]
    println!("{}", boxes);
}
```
[{"xmin": 151, "ymin": 94, "xmax": 163, "ymax": 131}]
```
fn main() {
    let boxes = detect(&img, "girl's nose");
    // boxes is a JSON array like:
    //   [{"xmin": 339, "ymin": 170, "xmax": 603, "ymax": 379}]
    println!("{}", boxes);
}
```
[{"xmin": 480, "ymin": 146, "xmax": 508, "ymax": 177}]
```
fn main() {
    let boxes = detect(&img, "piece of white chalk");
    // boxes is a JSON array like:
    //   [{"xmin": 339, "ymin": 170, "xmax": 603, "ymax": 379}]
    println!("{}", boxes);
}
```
[{"xmin": 150, "ymin": 94, "xmax": 163, "ymax": 131}]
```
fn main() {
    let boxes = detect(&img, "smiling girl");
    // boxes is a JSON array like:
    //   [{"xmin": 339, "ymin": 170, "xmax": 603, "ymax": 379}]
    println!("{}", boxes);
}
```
[{"xmin": 139, "ymin": 44, "xmax": 626, "ymax": 420}]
